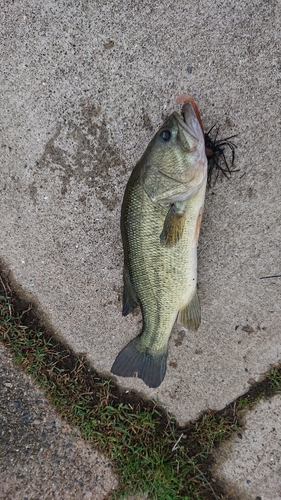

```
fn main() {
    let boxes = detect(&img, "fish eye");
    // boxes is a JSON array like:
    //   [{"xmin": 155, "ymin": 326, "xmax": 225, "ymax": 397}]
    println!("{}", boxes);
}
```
[{"xmin": 160, "ymin": 130, "xmax": 171, "ymax": 142}]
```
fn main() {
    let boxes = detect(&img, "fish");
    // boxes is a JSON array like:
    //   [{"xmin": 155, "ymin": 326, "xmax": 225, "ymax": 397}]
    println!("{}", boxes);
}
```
[{"xmin": 111, "ymin": 96, "xmax": 208, "ymax": 388}]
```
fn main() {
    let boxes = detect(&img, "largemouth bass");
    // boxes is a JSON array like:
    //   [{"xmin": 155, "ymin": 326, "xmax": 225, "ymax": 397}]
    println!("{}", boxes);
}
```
[{"xmin": 111, "ymin": 99, "xmax": 208, "ymax": 388}]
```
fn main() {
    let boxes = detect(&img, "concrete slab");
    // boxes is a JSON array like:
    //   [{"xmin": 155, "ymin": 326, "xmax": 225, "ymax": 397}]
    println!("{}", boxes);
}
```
[
  {"xmin": 213, "ymin": 394, "xmax": 281, "ymax": 500},
  {"xmin": 0, "ymin": 344, "xmax": 117, "ymax": 499},
  {"xmin": 1, "ymin": 0, "xmax": 281, "ymax": 426}
]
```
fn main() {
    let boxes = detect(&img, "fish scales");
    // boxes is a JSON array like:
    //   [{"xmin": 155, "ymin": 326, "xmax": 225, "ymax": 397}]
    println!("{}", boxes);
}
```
[
  {"xmin": 111, "ymin": 101, "xmax": 207, "ymax": 388},
  {"xmin": 124, "ymin": 181, "xmax": 203, "ymax": 350}
]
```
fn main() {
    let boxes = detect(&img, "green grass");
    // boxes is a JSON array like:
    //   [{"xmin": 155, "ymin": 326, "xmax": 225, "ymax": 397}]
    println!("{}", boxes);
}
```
[{"xmin": 0, "ymin": 273, "xmax": 280, "ymax": 499}]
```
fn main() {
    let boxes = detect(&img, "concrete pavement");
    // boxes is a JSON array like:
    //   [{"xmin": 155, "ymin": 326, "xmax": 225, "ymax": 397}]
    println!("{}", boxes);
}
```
[
  {"xmin": 0, "ymin": 344, "xmax": 117, "ymax": 499},
  {"xmin": 1, "ymin": 1, "xmax": 281, "ymax": 497}
]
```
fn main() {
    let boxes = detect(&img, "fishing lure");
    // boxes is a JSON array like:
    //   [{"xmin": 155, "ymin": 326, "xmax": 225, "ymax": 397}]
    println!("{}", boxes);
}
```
[{"xmin": 176, "ymin": 94, "xmax": 237, "ymax": 187}]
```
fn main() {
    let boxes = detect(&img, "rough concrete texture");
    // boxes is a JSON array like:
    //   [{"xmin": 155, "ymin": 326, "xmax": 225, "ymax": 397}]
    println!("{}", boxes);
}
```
[
  {"xmin": 213, "ymin": 394, "xmax": 281, "ymax": 500},
  {"xmin": 0, "ymin": 344, "xmax": 117, "ymax": 499},
  {"xmin": 1, "ymin": 0, "xmax": 280, "ymax": 425}
]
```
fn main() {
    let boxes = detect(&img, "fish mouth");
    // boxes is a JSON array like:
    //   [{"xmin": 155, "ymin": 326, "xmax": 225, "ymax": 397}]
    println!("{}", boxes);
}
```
[{"xmin": 173, "ymin": 103, "xmax": 201, "ymax": 152}]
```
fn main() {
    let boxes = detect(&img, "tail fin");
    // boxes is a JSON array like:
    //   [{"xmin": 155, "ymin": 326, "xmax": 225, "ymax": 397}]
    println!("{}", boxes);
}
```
[{"xmin": 111, "ymin": 337, "xmax": 167, "ymax": 388}]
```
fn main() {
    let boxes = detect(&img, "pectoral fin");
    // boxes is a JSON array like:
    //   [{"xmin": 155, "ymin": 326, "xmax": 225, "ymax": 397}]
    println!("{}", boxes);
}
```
[
  {"xmin": 177, "ymin": 291, "xmax": 201, "ymax": 331},
  {"xmin": 160, "ymin": 202, "xmax": 186, "ymax": 247},
  {"xmin": 122, "ymin": 265, "xmax": 139, "ymax": 316}
]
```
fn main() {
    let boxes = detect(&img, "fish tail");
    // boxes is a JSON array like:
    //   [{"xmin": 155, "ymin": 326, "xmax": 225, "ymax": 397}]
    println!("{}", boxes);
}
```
[{"xmin": 111, "ymin": 337, "xmax": 167, "ymax": 388}]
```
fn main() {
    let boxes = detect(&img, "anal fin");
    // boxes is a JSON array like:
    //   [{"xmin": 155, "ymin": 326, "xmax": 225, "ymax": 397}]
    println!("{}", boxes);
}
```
[{"xmin": 177, "ymin": 291, "xmax": 201, "ymax": 331}]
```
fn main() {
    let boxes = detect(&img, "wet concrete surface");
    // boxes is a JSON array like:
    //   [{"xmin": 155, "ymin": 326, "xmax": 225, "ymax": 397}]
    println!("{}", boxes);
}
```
[{"xmin": 1, "ymin": 0, "xmax": 281, "ymax": 497}]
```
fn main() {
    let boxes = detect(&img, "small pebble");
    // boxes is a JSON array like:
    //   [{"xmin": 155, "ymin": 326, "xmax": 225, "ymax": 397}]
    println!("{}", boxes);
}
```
[{"xmin": 21, "ymin": 413, "xmax": 30, "ymax": 420}]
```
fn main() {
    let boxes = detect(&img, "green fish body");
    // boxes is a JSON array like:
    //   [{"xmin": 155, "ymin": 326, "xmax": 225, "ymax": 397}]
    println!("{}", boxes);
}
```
[{"xmin": 111, "ymin": 103, "xmax": 207, "ymax": 388}]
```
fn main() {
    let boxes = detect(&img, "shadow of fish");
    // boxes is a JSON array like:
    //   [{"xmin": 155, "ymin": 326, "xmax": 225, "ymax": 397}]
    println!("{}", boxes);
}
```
[{"xmin": 111, "ymin": 101, "xmax": 207, "ymax": 388}]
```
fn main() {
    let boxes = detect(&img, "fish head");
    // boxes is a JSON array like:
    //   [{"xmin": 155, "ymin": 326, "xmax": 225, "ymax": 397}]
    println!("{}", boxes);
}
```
[{"xmin": 140, "ymin": 102, "xmax": 207, "ymax": 205}]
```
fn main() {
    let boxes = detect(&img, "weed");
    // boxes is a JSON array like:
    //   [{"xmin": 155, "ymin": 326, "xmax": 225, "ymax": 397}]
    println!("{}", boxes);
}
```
[
  {"xmin": 0, "ymin": 273, "xmax": 280, "ymax": 499},
  {"xmin": 269, "ymin": 365, "xmax": 281, "ymax": 390}
]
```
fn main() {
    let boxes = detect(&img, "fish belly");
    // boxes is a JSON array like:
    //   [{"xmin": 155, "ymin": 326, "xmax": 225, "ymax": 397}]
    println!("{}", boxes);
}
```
[{"xmin": 124, "ymin": 180, "xmax": 205, "ymax": 353}]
